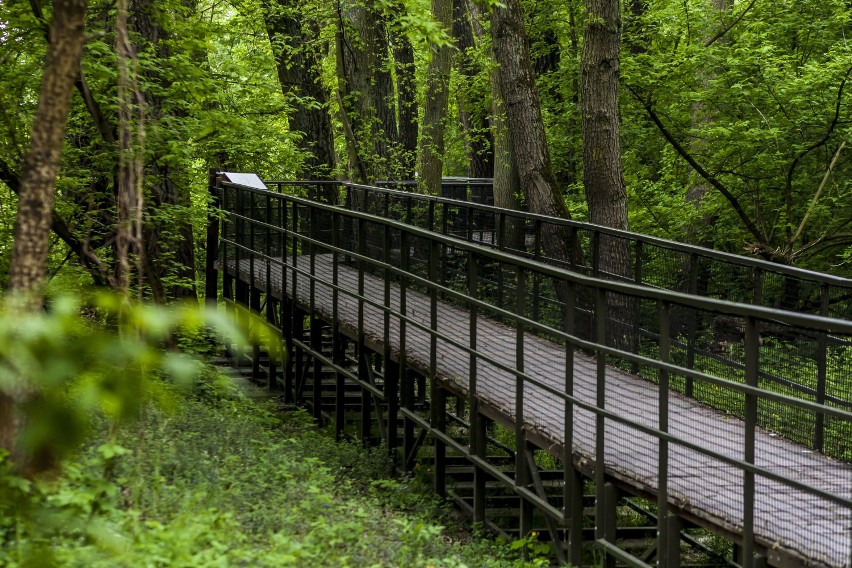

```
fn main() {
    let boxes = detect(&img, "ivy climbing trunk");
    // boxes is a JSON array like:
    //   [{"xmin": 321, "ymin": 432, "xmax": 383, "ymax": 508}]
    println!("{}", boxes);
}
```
[
  {"xmin": 132, "ymin": 0, "xmax": 197, "ymax": 301},
  {"xmin": 418, "ymin": 0, "xmax": 453, "ymax": 194},
  {"xmin": 4, "ymin": 0, "xmax": 88, "ymax": 475},
  {"xmin": 390, "ymin": 15, "xmax": 418, "ymax": 179},
  {"xmin": 265, "ymin": 0, "xmax": 336, "ymax": 187},
  {"xmin": 339, "ymin": 1, "xmax": 398, "ymax": 181}
]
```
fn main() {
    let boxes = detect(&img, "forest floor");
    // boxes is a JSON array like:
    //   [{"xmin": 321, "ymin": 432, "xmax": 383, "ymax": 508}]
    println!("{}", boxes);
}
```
[{"xmin": 0, "ymin": 363, "xmax": 549, "ymax": 567}]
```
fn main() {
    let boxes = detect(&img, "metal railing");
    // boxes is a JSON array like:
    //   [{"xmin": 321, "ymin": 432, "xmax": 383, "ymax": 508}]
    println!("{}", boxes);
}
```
[
  {"xmin": 215, "ymin": 179, "xmax": 852, "ymax": 567},
  {"xmin": 264, "ymin": 180, "xmax": 852, "ymax": 451}
]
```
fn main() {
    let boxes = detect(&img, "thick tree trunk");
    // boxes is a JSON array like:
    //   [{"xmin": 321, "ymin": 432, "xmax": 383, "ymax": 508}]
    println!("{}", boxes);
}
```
[
  {"xmin": 4, "ymin": 0, "xmax": 88, "ymax": 475},
  {"xmin": 582, "ymin": 0, "xmax": 630, "ymax": 277},
  {"xmin": 265, "ymin": 0, "xmax": 336, "ymax": 185},
  {"xmin": 467, "ymin": 0, "xmax": 517, "ymax": 221},
  {"xmin": 8, "ymin": 0, "xmax": 88, "ymax": 301},
  {"xmin": 582, "ymin": 0, "xmax": 632, "ymax": 347},
  {"xmin": 491, "ymin": 0, "xmax": 574, "ymax": 263},
  {"xmin": 418, "ymin": 0, "xmax": 453, "ymax": 194},
  {"xmin": 339, "ymin": 1, "xmax": 399, "ymax": 181}
]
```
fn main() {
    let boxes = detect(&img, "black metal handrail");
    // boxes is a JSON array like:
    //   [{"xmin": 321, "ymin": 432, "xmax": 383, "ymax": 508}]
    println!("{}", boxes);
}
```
[
  {"xmin": 265, "ymin": 179, "xmax": 852, "ymax": 312},
  {"xmin": 264, "ymin": 180, "xmax": 852, "ymax": 431},
  {"xmin": 215, "ymin": 179, "xmax": 852, "ymax": 567}
]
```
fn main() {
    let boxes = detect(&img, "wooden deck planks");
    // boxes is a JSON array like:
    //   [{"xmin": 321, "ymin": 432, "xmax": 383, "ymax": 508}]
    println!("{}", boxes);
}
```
[{"xmin": 227, "ymin": 254, "xmax": 851, "ymax": 567}]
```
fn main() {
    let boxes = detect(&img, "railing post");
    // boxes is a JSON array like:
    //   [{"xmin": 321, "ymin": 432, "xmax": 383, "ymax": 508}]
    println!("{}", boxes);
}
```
[
  {"xmin": 658, "ymin": 300, "xmax": 674, "ymax": 567},
  {"xmin": 205, "ymin": 170, "xmax": 221, "ymax": 306},
  {"xmin": 814, "ymin": 283, "xmax": 829, "ymax": 451},
  {"xmin": 429, "ymin": 238, "xmax": 446, "ymax": 497},
  {"xmin": 631, "ymin": 241, "xmax": 644, "ymax": 373},
  {"xmin": 743, "ymin": 315, "xmax": 759, "ymax": 568},
  {"xmin": 684, "ymin": 252, "xmax": 700, "ymax": 397}
]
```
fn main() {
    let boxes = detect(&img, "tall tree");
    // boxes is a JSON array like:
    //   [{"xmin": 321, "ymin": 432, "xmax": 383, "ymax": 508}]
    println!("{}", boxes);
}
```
[
  {"xmin": 8, "ymin": 0, "xmax": 88, "ymax": 303},
  {"xmin": 491, "ymin": 0, "xmax": 574, "ymax": 261},
  {"xmin": 390, "ymin": 24, "xmax": 418, "ymax": 179},
  {"xmin": 581, "ymin": 0, "xmax": 629, "ymax": 277},
  {"xmin": 3, "ymin": 0, "xmax": 88, "ymax": 475},
  {"xmin": 338, "ymin": 0, "xmax": 399, "ymax": 181},
  {"xmin": 264, "ymin": 0, "xmax": 336, "ymax": 182},
  {"xmin": 453, "ymin": 0, "xmax": 492, "ymax": 179},
  {"xmin": 417, "ymin": 0, "xmax": 453, "ymax": 194}
]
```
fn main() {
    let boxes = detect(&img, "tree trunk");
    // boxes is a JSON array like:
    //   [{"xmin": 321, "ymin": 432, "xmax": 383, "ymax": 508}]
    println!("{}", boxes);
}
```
[
  {"xmin": 265, "ymin": 0, "xmax": 336, "ymax": 186},
  {"xmin": 132, "ymin": 0, "xmax": 197, "ymax": 301},
  {"xmin": 339, "ymin": 1, "xmax": 399, "ymax": 181},
  {"xmin": 491, "ymin": 0, "xmax": 574, "ymax": 263},
  {"xmin": 582, "ymin": 0, "xmax": 632, "ymax": 347},
  {"xmin": 4, "ymin": 0, "xmax": 88, "ymax": 475},
  {"xmin": 468, "ymin": 0, "xmax": 520, "ymax": 243},
  {"xmin": 582, "ymin": 0, "xmax": 629, "ymax": 276},
  {"xmin": 7, "ymin": 0, "xmax": 88, "ymax": 301},
  {"xmin": 418, "ymin": 0, "xmax": 453, "ymax": 194}
]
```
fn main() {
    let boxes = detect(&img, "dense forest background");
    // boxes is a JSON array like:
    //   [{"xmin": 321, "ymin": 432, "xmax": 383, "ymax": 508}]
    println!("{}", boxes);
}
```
[{"xmin": 1, "ymin": 0, "xmax": 851, "ymax": 302}]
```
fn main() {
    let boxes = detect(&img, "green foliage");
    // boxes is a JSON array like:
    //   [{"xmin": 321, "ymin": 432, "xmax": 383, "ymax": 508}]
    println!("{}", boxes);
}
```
[{"xmin": 621, "ymin": 0, "xmax": 852, "ymax": 271}]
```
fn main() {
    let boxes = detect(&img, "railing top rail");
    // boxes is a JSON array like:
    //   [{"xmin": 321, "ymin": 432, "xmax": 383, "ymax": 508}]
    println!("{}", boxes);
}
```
[
  {"xmin": 222, "ymin": 180, "xmax": 852, "ymax": 335},
  {"xmin": 263, "ymin": 179, "xmax": 852, "ymax": 289}
]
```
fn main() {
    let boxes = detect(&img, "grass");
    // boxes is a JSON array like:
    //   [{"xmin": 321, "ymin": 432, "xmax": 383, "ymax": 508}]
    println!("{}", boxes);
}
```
[{"xmin": 0, "ymin": 369, "xmax": 549, "ymax": 567}]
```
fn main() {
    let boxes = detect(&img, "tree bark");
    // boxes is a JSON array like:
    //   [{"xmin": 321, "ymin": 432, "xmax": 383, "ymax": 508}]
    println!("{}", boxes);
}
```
[
  {"xmin": 582, "ymin": 0, "xmax": 630, "ymax": 276},
  {"xmin": 417, "ymin": 0, "xmax": 453, "ymax": 194},
  {"xmin": 8, "ymin": 0, "xmax": 88, "ymax": 301},
  {"xmin": 582, "ymin": 0, "xmax": 633, "ymax": 347},
  {"xmin": 390, "ymin": 26, "xmax": 418, "ymax": 179},
  {"xmin": 4, "ymin": 0, "xmax": 88, "ymax": 475},
  {"xmin": 491, "ymin": 0, "xmax": 573, "ymax": 262},
  {"xmin": 265, "ymin": 0, "xmax": 336, "ymax": 185},
  {"xmin": 339, "ymin": 1, "xmax": 398, "ymax": 181}
]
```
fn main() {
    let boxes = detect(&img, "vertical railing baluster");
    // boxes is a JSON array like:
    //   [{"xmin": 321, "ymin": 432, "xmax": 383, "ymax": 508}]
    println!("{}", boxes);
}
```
[
  {"xmin": 631, "ymin": 241, "xmax": 644, "ymax": 374},
  {"xmin": 591, "ymin": 230, "xmax": 601, "ymax": 277},
  {"xmin": 532, "ymin": 220, "xmax": 541, "ymax": 323},
  {"xmin": 814, "ymin": 283, "xmax": 829, "ymax": 451},
  {"xmin": 383, "ymin": 222, "xmax": 398, "ymax": 452},
  {"xmin": 357, "ymin": 216, "xmax": 371, "ymax": 443},
  {"xmin": 309, "ymin": 205, "xmax": 322, "ymax": 422},
  {"xmin": 332, "ymin": 210, "xmax": 345, "ymax": 440},
  {"xmin": 743, "ymin": 315, "xmax": 759, "ymax": 568},
  {"xmin": 684, "ymin": 252, "xmax": 700, "ymax": 397},
  {"xmin": 658, "ymin": 300, "xmax": 673, "ymax": 567},
  {"xmin": 400, "ymin": 230, "xmax": 414, "ymax": 472},
  {"xmin": 429, "ymin": 238, "xmax": 446, "ymax": 497},
  {"xmin": 514, "ymin": 263, "xmax": 531, "ymax": 542},
  {"xmin": 469, "ymin": 249, "xmax": 485, "ymax": 522},
  {"xmin": 563, "ymin": 279, "xmax": 583, "ymax": 566},
  {"xmin": 594, "ymin": 286, "xmax": 608, "ymax": 553}
]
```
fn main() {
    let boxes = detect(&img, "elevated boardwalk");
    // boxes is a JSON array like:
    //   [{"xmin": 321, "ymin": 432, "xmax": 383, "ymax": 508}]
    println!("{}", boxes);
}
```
[
  {"xmin": 210, "ymin": 178, "xmax": 852, "ymax": 568},
  {"xmin": 226, "ymin": 254, "xmax": 851, "ymax": 567}
]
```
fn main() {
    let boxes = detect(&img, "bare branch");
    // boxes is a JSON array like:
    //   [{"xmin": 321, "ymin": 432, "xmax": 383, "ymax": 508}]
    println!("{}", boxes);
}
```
[
  {"xmin": 704, "ymin": 0, "xmax": 757, "ymax": 48},
  {"xmin": 625, "ymin": 82, "xmax": 766, "ymax": 245},
  {"xmin": 787, "ymin": 140, "xmax": 846, "ymax": 250}
]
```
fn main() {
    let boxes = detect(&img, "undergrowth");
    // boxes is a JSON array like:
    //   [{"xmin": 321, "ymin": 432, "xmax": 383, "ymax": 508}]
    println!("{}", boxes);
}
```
[{"xmin": 0, "ymin": 369, "xmax": 548, "ymax": 567}]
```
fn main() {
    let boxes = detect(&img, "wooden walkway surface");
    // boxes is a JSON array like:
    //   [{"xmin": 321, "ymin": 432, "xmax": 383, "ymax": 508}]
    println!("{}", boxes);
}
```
[{"xmin": 228, "ymin": 254, "xmax": 851, "ymax": 567}]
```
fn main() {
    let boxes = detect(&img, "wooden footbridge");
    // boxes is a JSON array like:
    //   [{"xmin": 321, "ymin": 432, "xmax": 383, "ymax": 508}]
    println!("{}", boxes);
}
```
[{"xmin": 205, "ymin": 175, "xmax": 852, "ymax": 568}]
